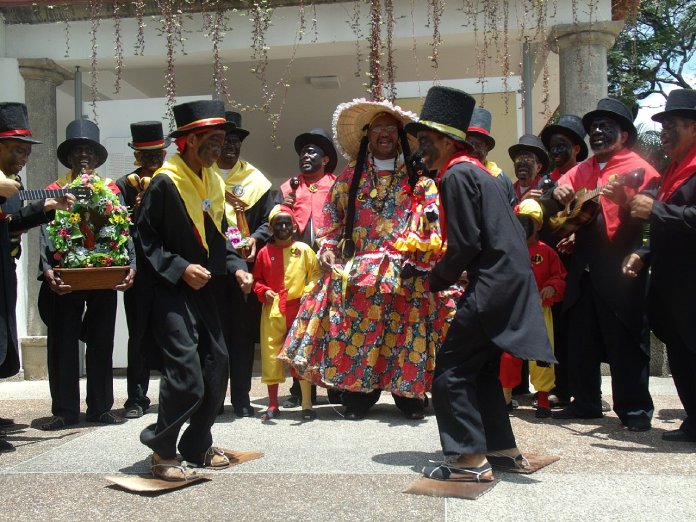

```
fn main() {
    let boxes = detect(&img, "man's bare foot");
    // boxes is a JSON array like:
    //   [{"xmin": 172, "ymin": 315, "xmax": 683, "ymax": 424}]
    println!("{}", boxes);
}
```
[{"xmin": 150, "ymin": 452, "xmax": 196, "ymax": 482}]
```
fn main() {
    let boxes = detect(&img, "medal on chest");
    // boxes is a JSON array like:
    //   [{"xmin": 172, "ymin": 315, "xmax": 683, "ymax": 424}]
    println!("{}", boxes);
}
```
[
  {"xmin": 232, "ymin": 185, "xmax": 244, "ymax": 197},
  {"xmin": 308, "ymin": 183, "xmax": 318, "ymax": 193},
  {"xmin": 202, "ymin": 198, "xmax": 212, "ymax": 212}
]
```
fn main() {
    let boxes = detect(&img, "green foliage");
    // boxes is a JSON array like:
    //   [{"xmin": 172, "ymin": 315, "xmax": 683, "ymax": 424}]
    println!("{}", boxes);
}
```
[{"xmin": 608, "ymin": 0, "xmax": 695, "ymax": 111}]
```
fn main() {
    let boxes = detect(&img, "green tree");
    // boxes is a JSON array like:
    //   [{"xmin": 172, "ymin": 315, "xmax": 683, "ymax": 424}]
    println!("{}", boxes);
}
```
[{"xmin": 608, "ymin": 0, "xmax": 695, "ymax": 111}]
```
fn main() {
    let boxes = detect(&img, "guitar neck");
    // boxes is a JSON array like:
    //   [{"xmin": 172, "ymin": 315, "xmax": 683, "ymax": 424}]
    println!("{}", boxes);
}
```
[{"xmin": 18, "ymin": 188, "xmax": 68, "ymax": 201}]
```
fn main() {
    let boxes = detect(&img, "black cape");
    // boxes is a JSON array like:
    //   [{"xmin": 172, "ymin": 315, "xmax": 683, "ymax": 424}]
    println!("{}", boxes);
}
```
[{"xmin": 430, "ymin": 159, "xmax": 555, "ymax": 363}]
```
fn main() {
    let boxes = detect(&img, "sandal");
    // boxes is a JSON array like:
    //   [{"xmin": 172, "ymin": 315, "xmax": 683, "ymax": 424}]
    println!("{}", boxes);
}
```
[
  {"xmin": 260, "ymin": 408, "xmax": 280, "ymax": 421},
  {"xmin": 486, "ymin": 453, "xmax": 531, "ymax": 471},
  {"xmin": 422, "ymin": 462, "xmax": 494, "ymax": 482},
  {"xmin": 151, "ymin": 453, "xmax": 198, "ymax": 482},
  {"xmin": 40, "ymin": 415, "xmax": 78, "ymax": 431},
  {"xmin": 202, "ymin": 446, "xmax": 230, "ymax": 468}
]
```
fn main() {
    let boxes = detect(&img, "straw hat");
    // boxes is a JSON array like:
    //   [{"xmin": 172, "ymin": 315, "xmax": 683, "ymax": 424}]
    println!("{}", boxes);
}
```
[{"xmin": 332, "ymin": 98, "xmax": 418, "ymax": 160}]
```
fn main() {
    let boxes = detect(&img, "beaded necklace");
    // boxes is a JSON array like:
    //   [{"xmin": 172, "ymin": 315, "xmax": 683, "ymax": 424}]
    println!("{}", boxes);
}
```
[{"xmin": 368, "ymin": 154, "xmax": 399, "ymax": 212}]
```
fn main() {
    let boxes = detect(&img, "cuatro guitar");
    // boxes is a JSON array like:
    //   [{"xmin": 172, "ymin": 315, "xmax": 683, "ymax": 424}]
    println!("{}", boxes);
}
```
[{"xmin": 548, "ymin": 167, "xmax": 645, "ymax": 238}]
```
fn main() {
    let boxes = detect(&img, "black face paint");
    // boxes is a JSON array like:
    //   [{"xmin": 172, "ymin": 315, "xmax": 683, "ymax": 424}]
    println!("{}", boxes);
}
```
[
  {"xmin": 417, "ymin": 133, "xmax": 442, "ymax": 171},
  {"xmin": 513, "ymin": 152, "xmax": 539, "ymax": 181},
  {"xmin": 549, "ymin": 134, "xmax": 573, "ymax": 169},
  {"xmin": 589, "ymin": 117, "xmax": 621, "ymax": 153},
  {"xmin": 271, "ymin": 214, "xmax": 294, "ymax": 241},
  {"xmin": 466, "ymin": 135, "xmax": 488, "ymax": 162},
  {"xmin": 517, "ymin": 214, "xmax": 535, "ymax": 240},
  {"xmin": 298, "ymin": 144, "xmax": 325, "ymax": 174}
]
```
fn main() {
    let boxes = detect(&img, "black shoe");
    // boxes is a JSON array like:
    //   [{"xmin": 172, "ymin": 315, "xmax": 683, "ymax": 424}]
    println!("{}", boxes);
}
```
[
  {"xmin": 0, "ymin": 439, "xmax": 15, "ymax": 453},
  {"xmin": 301, "ymin": 409, "xmax": 317, "ymax": 421},
  {"xmin": 234, "ymin": 406, "xmax": 255, "ymax": 418},
  {"xmin": 402, "ymin": 408, "xmax": 425, "ymax": 420},
  {"xmin": 327, "ymin": 388, "xmax": 343, "ymax": 405},
  {"xmin": 87, "ymin": 411, "xmax": 125, "ymax": 425},
  {"xmin": 661, "ymin": 429, "xmax": 696, "ymax": 442},
  {"xmin": 0, "ymin": 417, "xmax": 15, "ymax": 427},
  {"xmin": 344, "ymin": 408, "xmax": 366, "ymax": 420},
  {"xmin": 124, "ymin": 405, "xmax": 144, "ymax": 419},
  {"xmin": 506, "ymin": 399, "xmax": 519, "ymax": 412},
  {"xmin": 626, "ymin": 420, "xmax": 651, "ymax": 432},
  {"xmin": 552, "ymin": 406, "xmax": 603, "ymax": 420},
  {"xmin": 40, "ymin": 415, "xmax": 78, "ymax": 431},
  {"xmin": 535, "ymin": 407, "xmax": 552, "ymax": 419}
]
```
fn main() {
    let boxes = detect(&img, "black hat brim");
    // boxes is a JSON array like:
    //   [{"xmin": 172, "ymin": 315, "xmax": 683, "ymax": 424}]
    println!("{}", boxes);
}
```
[
  {"xmin": 56, "ymin": 138, "xmax": 108, "ymax": 169},
  {"xmin": 652, "ymin": 108, "xmax": 696, "ymax": 123},
  {"xmin": 404, "ymin": 121, "xmax": 470, "ymax": 145},
  {"xmin": 0, "ymin": 135, "xmax": 42, "ymax": 145},
  {"xmin": 169, "ymin": 121, "xmax": 237, "ymax": 139},
  {"xmin": 128, "ymin": 137, "xmax": 172, "ymax": 151},
  {"xmin": 227, "ymin": 127, "xmax": 250, "ymax": 141},
  {"xmin": 466, "ymin": 130, "xmax": 496, "ymax": 151},
  {"xmin": 540, "ymin": 124, "xmax": 588, "ymax": 162},
  {"xmin": 294, "ymin": 133, "xmax": 338, "ymax": 174},
  {"xmin": 508, "ymin": 143, "xmax": 550, "ymax": 174},
  {"xmin": 582, "ymin": 109, "xmax": 637, "ymax": 148}
]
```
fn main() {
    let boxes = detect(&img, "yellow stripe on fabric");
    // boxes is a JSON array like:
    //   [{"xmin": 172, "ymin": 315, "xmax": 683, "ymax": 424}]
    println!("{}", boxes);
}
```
[
  {"xmin": 154, "ymin": 154, "xmax": 225, "ymax": 253},
  {"xmin": 419, "ymin": 120, "xmax": 467, "ymax": 141}
]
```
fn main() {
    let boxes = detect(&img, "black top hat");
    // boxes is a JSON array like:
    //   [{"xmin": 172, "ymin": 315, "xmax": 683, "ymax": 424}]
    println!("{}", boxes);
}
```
[
  {"xmin": 169, "ymin": 100, "xmax": 235, "ymax": 138},
  {"xmin": 582, "ymin": 97, "xmax": 637, "ymax": 148},
  {"xmin": 540, "ymin": 114, "xmax": 588, "ymax": 161},
  {"xmin": 57, "ymin": 118, "xmax": 108, "ymax": 169},
  {"xmin": 405, "ymin": 86, "xmax": 475, "ymax": 144},
  {"xmin": 294, "ymin": 128, "xmax": 338, "ymax": 174},
  {"xmin": 508, "ymin": 134, "xmax": 550, "ymax": 174},
  {"xmin": 466, "ymin": 107, "xmax": 495, "ymax": 150},
  {"xmin": 0, "ymin": 102, "xmax": 41, "ymax": 144},
  {"xmin": 128, "ymin": 121, "xmax": 171, "ymax": 150},
  {"xmin": 224, "ymin": 111, "xmax": 250, "ymax": 141},
  {"xmin": 652, "ymin": 89, "xmax": 696, "ymax": 123}
]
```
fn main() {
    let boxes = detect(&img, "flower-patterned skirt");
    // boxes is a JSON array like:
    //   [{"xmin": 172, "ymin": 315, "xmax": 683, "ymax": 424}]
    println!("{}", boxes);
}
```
[{"xmin": 279, "ymin": 267, "xmax": 454, "ymax": 398}]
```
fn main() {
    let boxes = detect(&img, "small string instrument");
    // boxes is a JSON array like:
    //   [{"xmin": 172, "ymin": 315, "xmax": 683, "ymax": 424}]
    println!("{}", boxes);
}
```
[
  {"xmin": 548, "ymin": 167, "xmax": 645, "ymax": 238},
  {"xmin": 16, "ymin": 185, "xmax": 92, "ymax": 202}
]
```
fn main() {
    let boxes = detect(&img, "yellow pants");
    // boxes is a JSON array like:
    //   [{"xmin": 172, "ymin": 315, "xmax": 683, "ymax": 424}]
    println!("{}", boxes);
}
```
[
  {"xmin": 260, "ymin": 297, "xmax": 287, "ymax": 385},
  {"xmin": 529, "ymin": 305, "xmax": 555, "ymax": 393}
]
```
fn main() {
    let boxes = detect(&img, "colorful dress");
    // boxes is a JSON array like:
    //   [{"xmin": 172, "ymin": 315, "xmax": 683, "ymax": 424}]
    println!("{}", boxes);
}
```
[{"xmin": 280, "ymin": 159, "xmax": 449, "ymax": 398}]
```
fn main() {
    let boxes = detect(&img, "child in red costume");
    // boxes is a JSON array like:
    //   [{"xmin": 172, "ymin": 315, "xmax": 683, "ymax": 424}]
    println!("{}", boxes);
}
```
[
  {"xmin": 499, "ymin": 199, "xmax": 566, "ymax": 417},
  {"xmin": 252, "ymin": 204, "xmax": 322, "ymax": 421}
]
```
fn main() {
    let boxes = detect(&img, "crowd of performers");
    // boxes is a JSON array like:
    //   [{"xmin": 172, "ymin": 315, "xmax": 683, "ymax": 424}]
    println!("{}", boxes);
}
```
[{"xmin": 1, "ymin": 86, "xmax": 696, "ymax": 484}]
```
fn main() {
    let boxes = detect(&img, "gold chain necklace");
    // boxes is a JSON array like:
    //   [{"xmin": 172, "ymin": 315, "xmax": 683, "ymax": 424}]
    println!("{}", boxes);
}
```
[{"xmin": 368, "ymin": 155, "xmax": 399, "ymax": 212}]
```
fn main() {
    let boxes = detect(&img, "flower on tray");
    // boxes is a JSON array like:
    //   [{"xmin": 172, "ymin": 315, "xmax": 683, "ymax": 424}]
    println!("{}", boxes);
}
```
[
  {"xmin": 47, "ymin": 171, "xmax": 131, "ymax": 268},
  {"xmin": 225, "ymin": 225, "xmax": 253, "ymax": 250}
]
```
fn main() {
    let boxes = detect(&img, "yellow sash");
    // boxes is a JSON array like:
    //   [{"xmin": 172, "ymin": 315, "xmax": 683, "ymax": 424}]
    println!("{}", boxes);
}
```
[
  {"xmin": 155, "ymin": 154, "xmax": 225, "ymax": 253},
  {"xmin": 214, "ymin": 160, "xmax": 272, "ymax": 227}
]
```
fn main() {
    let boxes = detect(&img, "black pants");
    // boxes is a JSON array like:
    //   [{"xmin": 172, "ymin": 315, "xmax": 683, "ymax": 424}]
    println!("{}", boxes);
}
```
[
  {"xmin": 432, "ymin": 294, "xmax": 516, "ymax": 456},
  {"xmin": 666, "ymin": 339, "xmax": 696, "ymax": 436},
  {"xmin": 140, "ymin": 285, "xmax": 228, "ymax": 462},
  {"xmin": 123, "ymin": 287, "xmax": 150, "ymax": 410},
  {"xmin": 213, "ymin": 275, "xmax": 256, "ymax": 410},
  {"xmin": 39, "ymin": 283, "xmax": 117, "ymax": 420},
  {"xmin": 567, "ymin": 277, "xmax": 654, "ymax": 425}
]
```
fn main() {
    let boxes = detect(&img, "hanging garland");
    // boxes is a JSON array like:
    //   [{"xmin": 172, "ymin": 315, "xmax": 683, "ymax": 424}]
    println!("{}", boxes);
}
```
[
  {"xmin": 384, "ymin": 0, "xmax": 397, "ymax": 102},
  {"xmin": 113, "ymin": 0, "xmax": 123, "ymax": 95},
  {"xmin": 134, "ymin": 0, "xmax": 146, "ymax": 55},
  {"xmin": 36, "ymin": 0, "xmax": 607, "ymax": 136},
  {"xmin": 368, "ymin": 0, "xmax": 383, "ymax": 100},
  {"xmin": 157, "ymin": 0, "xmax": 178, "ymax": 129},
  {"xmin": 88, "ymin": 0, "xmax": 100, "ymax": 122}
]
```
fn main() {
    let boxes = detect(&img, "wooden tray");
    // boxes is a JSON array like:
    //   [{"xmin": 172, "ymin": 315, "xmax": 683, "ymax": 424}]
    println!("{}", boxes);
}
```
[{"xmin": 53, "ymin": 266, "xmax": 129, "ymax": 291}]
